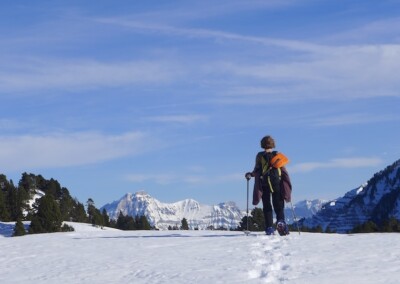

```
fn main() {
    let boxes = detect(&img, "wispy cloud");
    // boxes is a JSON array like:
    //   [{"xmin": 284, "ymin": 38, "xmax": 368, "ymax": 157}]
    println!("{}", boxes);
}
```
[
  {"xmin": 325, "ymin": 17, "xmax": 400, "ymax": 44},
  {"xmin": 0, "ymin": 131, "xmax": 151, "ymax": 171},
  {"xmin": 212, "ymin": 43, "xmax": 400, "ymax": 103},
  {"xmin": 96, "ymin": 17, "xmax": 400, "ymax": 104},
  {"xmin": 145, "ymin": 114, "xmax": 208, "ymax": 124},
  {"xmin": 95, "ymin": 17, "xmax": 324, "ymax": 53},
  {"xmin": 312, "ymin": 113, "xmax": 400, "ymax": 127},
  {"xmin": 290, "ymin": 157, "xmax": 384, "ymax": 173},
  {"xmin": 0, "ymin": 59, "xmax": 179, "ymax": 93}
]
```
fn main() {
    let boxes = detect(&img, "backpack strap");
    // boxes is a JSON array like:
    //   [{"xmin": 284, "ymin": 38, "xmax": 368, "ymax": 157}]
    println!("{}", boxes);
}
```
[
  {"xmin": 260, "ymin": 152, "xmax": 281, "ymax": 193},
  {"xmin": 261, "ymin": 151, "xmax": 278, "ymax": 175}
]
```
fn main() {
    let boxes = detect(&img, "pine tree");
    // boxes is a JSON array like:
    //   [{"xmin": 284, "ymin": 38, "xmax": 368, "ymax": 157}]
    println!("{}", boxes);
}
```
[
  {"xmin": 251, "ymin": 208, "xmax": 265, "ymax": 231},
  {"xmin": 102, "ymin": 209, "xmax": 110, "ymax": 227},
  {"xmin": 0, "ymin": 188, "xmax": 10, "ymax": 221},
  {"xmin": 181, "ymin": 218, "xmax": 189, "ymax": 230},
  {"xmin": 116, "ymin": 211, "xmax": 136, "ymax": 230},
  {"xmin": 87, "ymin": 198, "xmax": 95, "ymax": 224},
  {"xmin": 86, "ymin": 198, "xmax": 104, "ymax": 227},
  {"xmin": 238, "ymin": 208, "xmax": 265, "ymax": 231},
  {"xmin": 29, "ymin": 194, "xmax": 62, "ymax": 234},
  {"xmin": 136, "ymin": 215, "xmax": 151, "ymax": 230},
  {"xmin": 381, "ymin": 218, "xmax": 400, "ymax": 232},
  {"xmin": 351, "ymin": 220, "xmax": 378, "ymax": 233},
  {"xmin": 13, "ymin": 216, "xmax": 26, "ymax": 237},
  {"xmin": 71, "ymin": 200, "xmax": 88, "ymax": 223},
  {"xmin": 140, "ymin": 215, "xmax": 151, "ymax": 230}
]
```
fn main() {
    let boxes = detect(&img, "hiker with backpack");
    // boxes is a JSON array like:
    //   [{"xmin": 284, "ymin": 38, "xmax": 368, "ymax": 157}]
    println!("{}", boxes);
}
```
[{"xmin": 245, "ymin": 135, "xmax": 292, "ymax": 236}]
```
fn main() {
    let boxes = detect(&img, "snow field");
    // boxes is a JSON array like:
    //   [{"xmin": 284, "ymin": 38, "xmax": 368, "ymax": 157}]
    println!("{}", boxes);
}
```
[{"xmin": 1, "ymin": 222, "xmax": 400, "ymax": 283}]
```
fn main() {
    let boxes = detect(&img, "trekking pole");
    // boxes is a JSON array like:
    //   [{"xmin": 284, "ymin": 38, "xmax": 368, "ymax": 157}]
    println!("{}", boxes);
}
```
[
  {"xmin": 290, "ymin": 200, "xmax": 301, "ymax": 235},
  {"xmin": 244, "ymin": 176, "xmax": 250, "ymax": 235}
]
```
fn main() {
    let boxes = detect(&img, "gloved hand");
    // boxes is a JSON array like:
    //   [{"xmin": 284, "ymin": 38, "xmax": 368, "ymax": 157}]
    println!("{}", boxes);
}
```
[{"xmin": 245, "ymin": 172, "xmax": 253, "ymax": 180}]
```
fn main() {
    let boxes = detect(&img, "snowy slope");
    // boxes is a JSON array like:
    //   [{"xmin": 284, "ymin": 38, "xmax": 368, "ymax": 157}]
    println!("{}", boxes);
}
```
[
  {"xmin": 1, "ymin": 221, "xmax": 400, "ymax": 283},
  {"xmin": 302, "ymin": 159, "xmax": 400, "ymax": 232},
  {"xmin": 23, "ymin": 189, "xmax": 45, "ymax": 216},
  {"xmin": 101, "ymin": 191, "xmax": 244, "ymax": 230}
]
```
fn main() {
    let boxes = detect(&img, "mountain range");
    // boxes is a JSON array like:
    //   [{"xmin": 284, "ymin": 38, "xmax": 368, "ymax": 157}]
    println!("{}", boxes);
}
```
[
  {"xmin": 301, "ymin": 159, "xmax": 400, "ymax": 233},
  {"xmin": 101, "ymin": 192, "xmax": 245, "ymax": 230},
  {"xmin": 101, "ymin": 159, "xmax": 400, "ymax": 232},
  {"xmin": 100, "ymin": 191, "xmax": 325, "ymax": 230}
]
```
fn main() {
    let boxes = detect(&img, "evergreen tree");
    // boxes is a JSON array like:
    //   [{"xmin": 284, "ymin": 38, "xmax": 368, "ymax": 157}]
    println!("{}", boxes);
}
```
[
  {"xmin": 86, "ymin": 198, "xmax": 104, "ymax": 227},
  {"xmin": 351, "ymin": 220, "xmax": 379, "ymax": 233},
  {"xmin": 140, "ymin": 215, "xmax": 151, "ymax": 230},
  {"xmin": 18, "ymin": 172, "xmax": 36, "ymax": 191},
  {"xmin": 251, "ymin": 208, "xmax": 265, "ymax": 231},
  {"xmin": 87, "ymin": 198, "xmax": 95, "ymax": 224},
  {"xmin": 43, "ymin": 178, "xmax": 62, "ymax": 199},
  {"xmin": 238, "ymin": 208, "xmax": 265, "ymax": 231},
  {"xmin": 135, "ymin": 215, "xmax": 151, "ymax": 230},
  {"xmin": 57, "ymin": 187, "xmax": 76, "ymax": 221},
  {"xmin": 13, "ymin": 217, "xmax": 26, "ymax": 237},
  {"xmin": 116, "ymin": 211, "xmax": 136, "ymax": 230},
  {"xmin": 181, "ymin": 218, "xmax": 189, "ymax": 230},
  {"xmin": 381, "ymin": 218, "xmax": 400, "ymax": 232},
  {"xmin": 0, "ymin": 188, "xmax": 10, "ymax": 221},
  {"xmin": 7, "ymin": 185, "xmax": 20, "ymax": 221},
  {"xmin": 71, "ymin": 200, "xmax": 88, "ymax": 223},
  {"xmin": 29, "ymin": 216, "xmax": 45, "ymax": 233},
  {"xmin": 29, "ymin": 194, "xmax": 62, "ymax": 234},
  {"xmin": 102, "ymin": 209, "xmax": 110, "ymax": 227}
]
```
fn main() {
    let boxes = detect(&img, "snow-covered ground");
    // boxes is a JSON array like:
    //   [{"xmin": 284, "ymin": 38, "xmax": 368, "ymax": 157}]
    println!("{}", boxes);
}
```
[{"xmin": 1, "ymin": 222, "xmax": 399, "ymax": 284}]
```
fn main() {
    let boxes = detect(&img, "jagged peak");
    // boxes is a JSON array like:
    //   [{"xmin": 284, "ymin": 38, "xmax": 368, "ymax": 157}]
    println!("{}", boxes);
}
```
[
  {"xmin": 135, "ymin": 190, "xmax": 150, "ymax": 197},
  {"xmin": 218, "ymin": 201, "xmax": 238, "ymax": 208}
]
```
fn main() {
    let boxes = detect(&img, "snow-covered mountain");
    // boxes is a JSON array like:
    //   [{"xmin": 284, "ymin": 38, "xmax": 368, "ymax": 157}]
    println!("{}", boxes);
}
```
[
  {"xmin": 101, "ymin": 191, "xmax": 244, "ymax": 230},
  {"xmin": 284, "ymin": 199, "xmax": 327, "ymax": 224},
  {"xmin": 301, "ymin": 159, "xmax": 400, "ymax": 233}
]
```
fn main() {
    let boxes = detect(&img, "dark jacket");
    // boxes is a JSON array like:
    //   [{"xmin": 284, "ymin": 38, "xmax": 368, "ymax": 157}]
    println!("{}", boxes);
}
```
[{"xmin": 251, "ymin": 151, "xmax": 292, "ymax": 205}]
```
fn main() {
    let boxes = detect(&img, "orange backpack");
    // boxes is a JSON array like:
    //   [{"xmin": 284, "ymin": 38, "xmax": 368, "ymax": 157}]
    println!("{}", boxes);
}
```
[{"xmin": 270, "ymin": 152, "xmax": 289, "ymax": 168}]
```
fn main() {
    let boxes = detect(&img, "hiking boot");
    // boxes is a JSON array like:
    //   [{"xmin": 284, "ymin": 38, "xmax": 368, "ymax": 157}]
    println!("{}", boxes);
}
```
[
  {"xmin": 265, "ymin": 227, "xmax": 275, "ymax": 235},
  {"xmin": 276, "ymin": 220, "xmax": 289, "ymax": 236}
]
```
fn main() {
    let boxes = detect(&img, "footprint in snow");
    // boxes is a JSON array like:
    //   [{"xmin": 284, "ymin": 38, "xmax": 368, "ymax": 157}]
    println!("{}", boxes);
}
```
[{"xmin": 248, "ymin": 235, "xmax": 291, "ymax": 282}]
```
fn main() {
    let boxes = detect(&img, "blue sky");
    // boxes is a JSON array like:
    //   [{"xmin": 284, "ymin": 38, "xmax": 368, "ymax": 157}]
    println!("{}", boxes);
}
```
[{"xmin": 1, "ymin": 0, "xmax": 400, "ymax": 209}]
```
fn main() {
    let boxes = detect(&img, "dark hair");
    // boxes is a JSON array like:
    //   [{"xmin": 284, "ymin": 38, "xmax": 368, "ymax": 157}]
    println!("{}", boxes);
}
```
[{"xmin": 260, "ymin": 135, "xmax": 275, "ymax": 149}]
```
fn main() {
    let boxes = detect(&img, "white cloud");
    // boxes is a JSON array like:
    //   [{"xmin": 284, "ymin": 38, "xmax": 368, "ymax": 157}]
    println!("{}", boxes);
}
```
[
  {"xmin": 325, "ymin": 17, "xmax": 400, "ymax": 44},
  {"xmin": 95, "ymin": 17, "xmax": 323, "ymax": 53},
  {"xmin": 0, "ymin": 59, "xmax": 179, "ymax": 93},
  {"xmin": 0, "ymin": 131, "xmax": 150, "ymax": 171},
  {"xmin": 211, "ymin": 43, "xmax": 400, "ymax": 104},
  {"xmin": 312, "ymin": 113, "xmax": 400, "ymax": 127},
  {"xmin": 290, "ymin": 157, "xmax": 384, "ymax": 173},
  {"xmin": 145, "ymin": 114, "xmax": 208, "ymax": 124}
]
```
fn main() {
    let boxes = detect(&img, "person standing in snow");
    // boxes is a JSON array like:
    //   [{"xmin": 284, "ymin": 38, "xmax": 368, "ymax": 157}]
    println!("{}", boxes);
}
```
[{"xmin": 245, "ymin": 135, "xmax": 292, "ymax": 236}]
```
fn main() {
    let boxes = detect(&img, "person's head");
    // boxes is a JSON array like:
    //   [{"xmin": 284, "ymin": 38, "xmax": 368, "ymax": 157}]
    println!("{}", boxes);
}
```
[{"xmin": 260, "ymin": 135, "xmax": 275, "ymax": 149}]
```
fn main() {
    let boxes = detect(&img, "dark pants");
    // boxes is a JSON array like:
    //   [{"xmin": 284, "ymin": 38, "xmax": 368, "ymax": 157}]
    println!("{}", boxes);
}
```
[{"xmin": 261, "ymin": 185, "xmax": 285, "ymax": 228}]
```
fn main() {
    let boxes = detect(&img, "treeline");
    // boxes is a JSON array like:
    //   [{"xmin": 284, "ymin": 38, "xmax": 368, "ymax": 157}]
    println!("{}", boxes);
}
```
[
  {"xmin": 237, "ymin": 208, "xmax": 400, "ymax": 234},
  {"xmin": 0, "ymin": 173, "xmax": 153, "ymax": 237},
  {"xmin": 295, "ymin": 218, "xmax": 400, "ymax": 234},
  {"xmin": 350, "ymin": 218, "xmax": 400, "ymax": 233}
]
